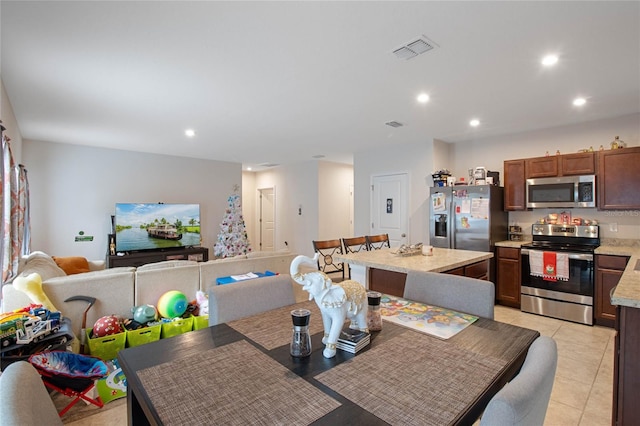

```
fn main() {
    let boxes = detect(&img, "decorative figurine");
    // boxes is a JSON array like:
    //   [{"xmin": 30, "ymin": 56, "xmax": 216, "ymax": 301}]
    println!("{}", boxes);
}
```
[{"xmin": 290, "ymin": 254, "xmax": 368, "ymax": 358}]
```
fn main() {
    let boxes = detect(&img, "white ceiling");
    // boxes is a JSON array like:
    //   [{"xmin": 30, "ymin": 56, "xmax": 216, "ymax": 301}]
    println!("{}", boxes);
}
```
[{"xmin": 2, "ymin": 1, "xmax": 639, "ymax": 170}]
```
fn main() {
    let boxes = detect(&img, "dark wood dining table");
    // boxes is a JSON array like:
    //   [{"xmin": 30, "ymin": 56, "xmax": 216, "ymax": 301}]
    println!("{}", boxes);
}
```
[{"xmin": 118, "ymin": 300, "xmax": 539, "ymax": 426}]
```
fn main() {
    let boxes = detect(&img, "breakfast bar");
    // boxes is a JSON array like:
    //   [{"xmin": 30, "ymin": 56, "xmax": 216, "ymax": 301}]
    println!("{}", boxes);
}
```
[{"xmin": 335, "ymin": 248, "xmax": 493, "ymax": 297}]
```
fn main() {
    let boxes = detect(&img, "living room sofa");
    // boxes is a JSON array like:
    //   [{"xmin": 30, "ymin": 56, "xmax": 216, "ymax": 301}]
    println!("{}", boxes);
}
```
[{"xmin": 1, "ymin": 250, "xmax": 299, "ymax": 339}]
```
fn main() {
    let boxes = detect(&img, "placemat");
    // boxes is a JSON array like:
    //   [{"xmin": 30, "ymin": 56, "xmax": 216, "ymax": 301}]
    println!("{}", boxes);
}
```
[
  {"xmin": 137, "ymin": 340, "xmax": 341, "ymax": 425},
  {"xmin": 314, "ymin": 330, "xmax": 505, "ymax": 426},
  {"xmin": 227, "ymin": 300, "xmax": 325, "ymax": 350}
]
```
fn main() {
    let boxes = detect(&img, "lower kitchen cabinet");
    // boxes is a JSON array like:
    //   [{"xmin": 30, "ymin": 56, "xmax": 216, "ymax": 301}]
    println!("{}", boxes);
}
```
[
  {"xmin": 613, "ymin": 305, "xmax": 640, "ymax": 425},
  {"xmin": 595, "ymin": 255, "xmax": 629, "ymax": 327},
  {"xmin": 496, "ymin": 247, "xmax": 521, "ymax": 308}
]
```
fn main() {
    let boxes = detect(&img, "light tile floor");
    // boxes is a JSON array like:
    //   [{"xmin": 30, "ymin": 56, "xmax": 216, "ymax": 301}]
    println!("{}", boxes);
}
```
[{"xmin": 65, "ymin": 305, "xmax": 616, "ymax": 425}]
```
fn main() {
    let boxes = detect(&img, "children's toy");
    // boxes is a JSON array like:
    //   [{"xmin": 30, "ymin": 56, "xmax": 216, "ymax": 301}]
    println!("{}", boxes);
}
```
[
  {"xmin": 196, "ymin": 291, "xmax": 209, "ymax": 315},
  {"xmin": 92, "ymin": 315, "xmax": 122, "ymax": 338},
  {"xmin": 1, "ymin": 307, "xmax": 61, "ymax": 347},
  {"xmin": 29, "ymin": 351, "xmax": 108, "ymax": 417},
  {"xmin": 12, "ymin": 273, "xmax": 58, "ymax": 312},
  {"xmin": 157, "ymin": 290, "xmax": 188, "ymax": 318},
  {"xmin": 131, "ymin": 304, "xmax": 158, "ymax": 324}
]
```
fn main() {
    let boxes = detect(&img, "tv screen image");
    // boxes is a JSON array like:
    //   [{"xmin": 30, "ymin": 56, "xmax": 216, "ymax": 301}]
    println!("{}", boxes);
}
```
[{"xmin": 115, "ymin": 203, "xmax": 201, "ymax": 252}]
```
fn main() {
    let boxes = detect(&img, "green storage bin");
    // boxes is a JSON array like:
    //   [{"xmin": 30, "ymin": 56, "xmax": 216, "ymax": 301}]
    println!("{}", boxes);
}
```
[
  {"xmin": 192, "ymin": 315, "xmax": 209, "ymax": 330},
  {"xmin": 161, "ymin": 316, "xmax": 194, "ymax": 339},
  {"xmin": 86, "ymin": 328, "xmax": 126, "ymax": 360},
  {"xmin": 126, "ymin": 323, "xmax": 161, "ymax": 347}
]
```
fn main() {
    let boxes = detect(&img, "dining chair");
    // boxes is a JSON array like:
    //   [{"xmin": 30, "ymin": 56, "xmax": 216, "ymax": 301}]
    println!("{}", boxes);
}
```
[
  {"xmin": 366, "ymin": 233, "xmax": 390, "ymax": 250},
  {"xmin": 403, "ymin": 270, "xmax": 495, "ymax": 319},
  {"xmin": 312, "ymin": 239, "xmax": 346, "ymax": 281},
  {"xmin": 341, "ymin": 236, "xmax": 368, "ymax": 279},
  {"xmin": 480, "ymin": 336, "xmax": 558, "ymax": 426}
]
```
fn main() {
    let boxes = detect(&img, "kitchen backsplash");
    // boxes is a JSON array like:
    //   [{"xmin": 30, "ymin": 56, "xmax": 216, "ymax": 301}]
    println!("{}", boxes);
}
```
[{"xmin": 508, "ymin": 208, "xmax": 640, "ymax": 240}]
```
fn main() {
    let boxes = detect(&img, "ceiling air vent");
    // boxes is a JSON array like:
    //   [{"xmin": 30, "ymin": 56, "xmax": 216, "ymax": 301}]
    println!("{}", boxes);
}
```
[
  {"xmin": 259, "ymin": 162, "xmax": 280, "ymax": 168},
  {"xmin": 385, "ymin": 121, "xmax": 403, "ymax": 128},
  {"xmin": 392, "ymin": 36, "xmax": 435, "ymax": 60}
]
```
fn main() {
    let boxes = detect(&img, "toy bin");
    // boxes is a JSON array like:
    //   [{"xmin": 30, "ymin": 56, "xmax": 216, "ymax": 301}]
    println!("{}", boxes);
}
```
[
  {"xmin": 160, "ymin": 316, "xmax": 194, "ymax": 339},
  {"xmin": 192, "ymin": 315, "xmax": 209, "ymax": 330},
  {"xmin": 126, "ymin": 324, "xmax": 161, "ymax": 348},
  {"xmin": 86, "ymin": 329, "xmax": 126, "ymax": 361}
]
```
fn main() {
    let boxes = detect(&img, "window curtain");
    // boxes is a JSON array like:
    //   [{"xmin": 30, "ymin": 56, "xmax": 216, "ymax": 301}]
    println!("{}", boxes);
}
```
[{"xmin": 1, "ymin": 122, "xmax": 31, "ymax": 283}]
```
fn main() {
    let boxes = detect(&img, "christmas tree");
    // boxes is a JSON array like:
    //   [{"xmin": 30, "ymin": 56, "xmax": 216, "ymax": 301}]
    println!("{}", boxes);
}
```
[{"xmin": 214, "ymin": 186, "xmax": 252, "ymax": 258}]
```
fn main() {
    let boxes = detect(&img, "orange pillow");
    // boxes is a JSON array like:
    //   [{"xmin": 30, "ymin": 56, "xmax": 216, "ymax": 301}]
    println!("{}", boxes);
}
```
[{"xmin": 52, "ymin": 256, "xmax": 91, "ymax": 275}]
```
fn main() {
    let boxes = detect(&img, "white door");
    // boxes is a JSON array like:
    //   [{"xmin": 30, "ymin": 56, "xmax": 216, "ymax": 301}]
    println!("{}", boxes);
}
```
[
  {"xmin": 259, "ymin": 188, "xmax": 275, "ymax": 251},
  {"xmin": 371, "ymin": 173, "xmax": 408, "ymax": 247}
]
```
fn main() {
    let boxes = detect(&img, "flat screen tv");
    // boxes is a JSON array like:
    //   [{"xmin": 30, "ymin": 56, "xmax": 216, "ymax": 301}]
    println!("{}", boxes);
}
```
[{"xmin": 114, "ymin": 203, "xmax": 201, "ymax": 252}]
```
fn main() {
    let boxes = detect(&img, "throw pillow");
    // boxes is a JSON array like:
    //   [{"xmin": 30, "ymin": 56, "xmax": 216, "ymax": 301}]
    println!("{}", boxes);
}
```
[
  {"xmin": 20, "ymin": 252, "xmax": 67, "ymax": 280},
  {"xmin": 52, "ymin": 256, "xmax": 91, "ymax": 275}
]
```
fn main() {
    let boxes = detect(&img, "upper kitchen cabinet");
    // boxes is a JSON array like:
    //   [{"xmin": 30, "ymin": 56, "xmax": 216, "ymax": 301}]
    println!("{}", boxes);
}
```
[
  {"xmin": 525, "ymin": 156, "xmax": 558, "ymax": 178},
  {"xmin": 504, "ymin": 159, "xmax": 526, "ymax": 211},
  {"xmin": 598, "ymin": 146, "xmax": 640, "ymax": 210},
  {"xmin": 560, "ymin": 152, "xmax": 595, "ymax": 175}
]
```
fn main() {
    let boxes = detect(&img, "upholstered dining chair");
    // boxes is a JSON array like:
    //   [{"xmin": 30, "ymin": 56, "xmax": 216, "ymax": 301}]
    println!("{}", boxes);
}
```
[
  {"xmin": 403, "ymin": 270, "xmax": 495, "ymax": 319},
  {"xmin": 341, "ymin": 236, "xmax": 368, "ymax": 278},
  {"xmin": 312, "ymin": 239, "xmax": 345, "ymax": 281},
  {"xmin": 366, "ymin": 233, "xmax": 390, "ymax": 250},
  {"xmin": 480, "ymin": 336, "xmax": 558, "ymax": 426}
]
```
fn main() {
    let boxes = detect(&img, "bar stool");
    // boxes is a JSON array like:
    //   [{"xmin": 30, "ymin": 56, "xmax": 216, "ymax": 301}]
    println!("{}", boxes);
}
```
[
  {"xmin": 341, "ymin": 236, "xmax": 368, "ymax": 279},
  {"xmin": 312, "ymin": 239, "xmax": 345, "ymax": 281},
  {"xmin": 366, "ymin": 234, "xmax": 390, "ymax": 250}
]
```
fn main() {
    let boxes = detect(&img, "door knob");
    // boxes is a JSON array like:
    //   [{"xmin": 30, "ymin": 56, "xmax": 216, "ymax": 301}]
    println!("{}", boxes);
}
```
[{"xmin": 401, "ymin": 233, "xmax": 406, "ymax": 237}]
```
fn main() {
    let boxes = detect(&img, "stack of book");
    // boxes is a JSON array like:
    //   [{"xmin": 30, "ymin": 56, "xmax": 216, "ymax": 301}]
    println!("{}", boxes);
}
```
[{"xmin": 336, "ymin": 326, "xmax": 370, "ymax": 354}]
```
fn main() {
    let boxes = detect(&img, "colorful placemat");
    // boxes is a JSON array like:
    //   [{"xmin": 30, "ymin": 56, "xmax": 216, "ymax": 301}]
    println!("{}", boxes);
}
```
[
  {"xmin": 379, "ymin": 295, "xmax": 478, "ymax": 339},
  {"xmin": 227, "ymin": 300, "xmax": 325, "ymax": 350},
  {"xmin": 314, "ymin": 330, "xmax": 505, "ymax": 425},
  {"xmin": 137, "ymin": 340, "xmax": 341, "ymax": 425}
]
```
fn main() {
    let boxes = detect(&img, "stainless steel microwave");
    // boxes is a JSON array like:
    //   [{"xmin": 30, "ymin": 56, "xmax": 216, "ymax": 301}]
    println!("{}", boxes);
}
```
[{"xmin": 526, "ymin": 175, "xmax": 596, "ymax": 208}]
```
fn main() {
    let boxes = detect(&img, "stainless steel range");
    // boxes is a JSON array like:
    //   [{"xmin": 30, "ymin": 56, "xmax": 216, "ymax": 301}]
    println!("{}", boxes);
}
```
[{"xmin": 520, "ymin": 224, "xmax": 599, "ymax": 325}]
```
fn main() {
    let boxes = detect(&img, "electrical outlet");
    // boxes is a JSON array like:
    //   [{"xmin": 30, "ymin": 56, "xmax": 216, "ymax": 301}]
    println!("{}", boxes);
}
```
[{"xmin": 609, "ymin": 223, "xmax": 618, "ymax": 232}]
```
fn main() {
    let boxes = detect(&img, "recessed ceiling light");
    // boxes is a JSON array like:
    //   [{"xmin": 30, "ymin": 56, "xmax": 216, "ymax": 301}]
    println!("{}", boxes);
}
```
[
  {"xmin": 417, "ymin": 93, "xmax": 430, "ymax": 103},
  {"xmin": 470, "ymin": 119, "xmax": 480, "ymax": 127},
  {"xmin": 185, "ymin": 129, "xmax": 196, "ymax": 137},
  {"xmin": 573, "ymin": 97, "xmax": 587, "ymax": 106},
  {"xmin": 541, "ymin": 54, "xmax": 559, "ymax": 66},
  {"xmin": 246, "ymin": 167, "xmax": 252, "ymax": 171}
]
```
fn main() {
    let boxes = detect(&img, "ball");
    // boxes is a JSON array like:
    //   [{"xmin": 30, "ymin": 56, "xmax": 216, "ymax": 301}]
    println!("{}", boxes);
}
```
[
  {"xmin": 92, "ymin": 315, "xmax": 122, "ymax": 338},
  {"xmin": 157, "ymin": 290, "xmax": 188, "ymax": 318}
]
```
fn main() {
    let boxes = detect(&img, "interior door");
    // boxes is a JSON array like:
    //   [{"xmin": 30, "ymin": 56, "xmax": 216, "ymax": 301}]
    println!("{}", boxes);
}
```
[
  {"xmin": 259, "ymin": 187, "xmax": 275, "ymax": 251},
  {"xmin": 370, "ymin": 173, "xmax": 408, "ymax": 247}
]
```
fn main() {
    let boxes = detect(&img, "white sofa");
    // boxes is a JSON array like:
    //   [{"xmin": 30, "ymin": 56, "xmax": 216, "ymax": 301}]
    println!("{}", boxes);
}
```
[{"xmin": 1, "ymin": 250, "xmax": 299, "ymax": 339}]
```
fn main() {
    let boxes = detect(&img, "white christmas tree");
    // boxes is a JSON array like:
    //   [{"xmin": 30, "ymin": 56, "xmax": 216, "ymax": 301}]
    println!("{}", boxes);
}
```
[{"xmin": 214, "ymin": 186, "xmax": 252, "ymax": 258}]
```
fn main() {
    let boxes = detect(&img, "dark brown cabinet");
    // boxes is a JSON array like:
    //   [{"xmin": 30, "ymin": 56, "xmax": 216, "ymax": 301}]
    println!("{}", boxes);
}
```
[
  {"xmin": 613, "ymin": 305, "xmax": 640, "ymax": 425},
  {"xmin": 560, "ymin": 152, "xmax": 595, "ymax": 175},
  {"xmin": 595, "ymin": 255, "xmax": 629, "ymax": 327},
  {"xmin": 598, "ymin": 146, "xmax": 640, "ymax": 210},
  {"xmin": 504, "ymin": 159, "xmax": 526, "ymax": 211},
  {"xmin": 496, "ymin": 247, "xmax": 521, "ymax": 308},
  {"xmin": 526, "ymin": 156, "xmax": 558, "ymax": 178},
  {"xmin": 107, "ymin": 246, "xmax": 209, "ymax": 268}
]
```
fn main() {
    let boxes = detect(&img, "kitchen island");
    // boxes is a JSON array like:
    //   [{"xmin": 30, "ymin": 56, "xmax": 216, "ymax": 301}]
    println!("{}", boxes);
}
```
[{"xmin": 335, "ymin": 247, "xmax": 493, "ymax": 297}]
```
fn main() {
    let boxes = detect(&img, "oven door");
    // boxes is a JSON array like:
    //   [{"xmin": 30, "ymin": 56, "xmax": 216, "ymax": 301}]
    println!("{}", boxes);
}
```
[{"xmin": 521, "ymin": 248, "xmax": 594, "ymax": 325}]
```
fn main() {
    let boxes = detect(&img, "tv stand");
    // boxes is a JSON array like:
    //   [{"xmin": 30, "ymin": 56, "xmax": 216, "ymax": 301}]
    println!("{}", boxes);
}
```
[{"xmin": 107, "ymin": 247, "xmax": 209, "ymax": 268}]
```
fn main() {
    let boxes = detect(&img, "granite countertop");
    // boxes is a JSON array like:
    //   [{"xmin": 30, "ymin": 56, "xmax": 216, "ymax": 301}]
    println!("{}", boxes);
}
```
[
  {"xmin": 335, "ymin": 247, "xmax": 493, "ymax": 274},
  {"xmin": 494, "ymin": 239, "xmax": 640, "ymax": 309}
]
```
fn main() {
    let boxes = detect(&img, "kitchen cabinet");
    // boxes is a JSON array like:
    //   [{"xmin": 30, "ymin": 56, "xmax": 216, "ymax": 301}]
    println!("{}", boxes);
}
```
[
  {"xmin": 613, "ymin": 305, "xmax": 640, "ymax": 425},
  {"xmin": 598, "ymin": 146, "xmax": 640, "ymax": 210},
  {"xmin": 496, "ymin": 247, "xmax": 521, "ymax": 308},
  {"xmin": 504, "ymin": 159, "xmax": 526, "ymax": 211},
  {"xmin": 107, "ymin": 247, "xmax": 209, "ymax": 268},
  {"xmin": 526, "ymin": 156, "xmax": 558, "ymax": 178},
  {"xmin": 560, "ymin": 152, "xmax": 595, "ymax": 175},
  {"xmin": 595, "ymin": 255, "xmax": 629, "ymax": 327}
]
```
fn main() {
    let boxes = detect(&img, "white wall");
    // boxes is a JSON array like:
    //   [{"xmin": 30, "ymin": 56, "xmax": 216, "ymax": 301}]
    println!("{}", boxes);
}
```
[
  {"xmin": 23, "ymin": 140, "xmax": 241, "ymax": 259},
  {"xmin": 1, "ymin": 79, "xmax": 23, "ymax": 163},
  {"xmin": 318, "ymin": 161, "xmax": 353, "ymax": 240},
  {"xmin": 241, "ymin": 171, "xmax": 257, "ymax": 250},
  {"xmin": 354, "ymin": 141, "xmax": 435, "ymax": 245}
]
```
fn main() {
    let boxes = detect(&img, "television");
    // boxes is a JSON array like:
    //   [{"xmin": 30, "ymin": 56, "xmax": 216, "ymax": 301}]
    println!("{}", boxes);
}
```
[{"xmin": 114, "ymin": 203, "xmax": 201, "ymax": 252}]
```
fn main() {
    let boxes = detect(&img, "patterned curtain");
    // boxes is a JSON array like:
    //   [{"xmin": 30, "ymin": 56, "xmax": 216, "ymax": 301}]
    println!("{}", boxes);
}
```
[{"xmin": 1, "ymin": 123, "xmax": 31, "ymax": 283}]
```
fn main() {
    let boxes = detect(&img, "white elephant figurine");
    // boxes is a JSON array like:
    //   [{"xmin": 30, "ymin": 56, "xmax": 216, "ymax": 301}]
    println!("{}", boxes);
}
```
[{"xmin": 290, "ymin": 254, "xmax": 368, "ymax": 358}]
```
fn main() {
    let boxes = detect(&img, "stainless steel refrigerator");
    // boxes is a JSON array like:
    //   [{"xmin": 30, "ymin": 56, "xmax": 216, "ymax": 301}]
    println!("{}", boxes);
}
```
[{"xmin": 429, "ymin": 185, "xmax": 508, "ymax": 252}]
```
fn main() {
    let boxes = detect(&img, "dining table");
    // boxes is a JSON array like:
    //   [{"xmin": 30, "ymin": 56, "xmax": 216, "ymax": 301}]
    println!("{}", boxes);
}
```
[{"xmin": 118, "ymin": 299, "xmax": 539, "ymax": 426}]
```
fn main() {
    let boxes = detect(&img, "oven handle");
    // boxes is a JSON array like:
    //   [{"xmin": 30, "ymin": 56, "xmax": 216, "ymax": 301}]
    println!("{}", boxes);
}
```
[{"xmin": 520, "ymin": 248, "xmax": 593, "ymax": 261}]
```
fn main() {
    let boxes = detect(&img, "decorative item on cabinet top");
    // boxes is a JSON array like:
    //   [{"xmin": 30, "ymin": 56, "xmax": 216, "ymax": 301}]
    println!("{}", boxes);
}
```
[{"xmin": 508, "ymin": 225, "xmax": 523, "ymax": 241}]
